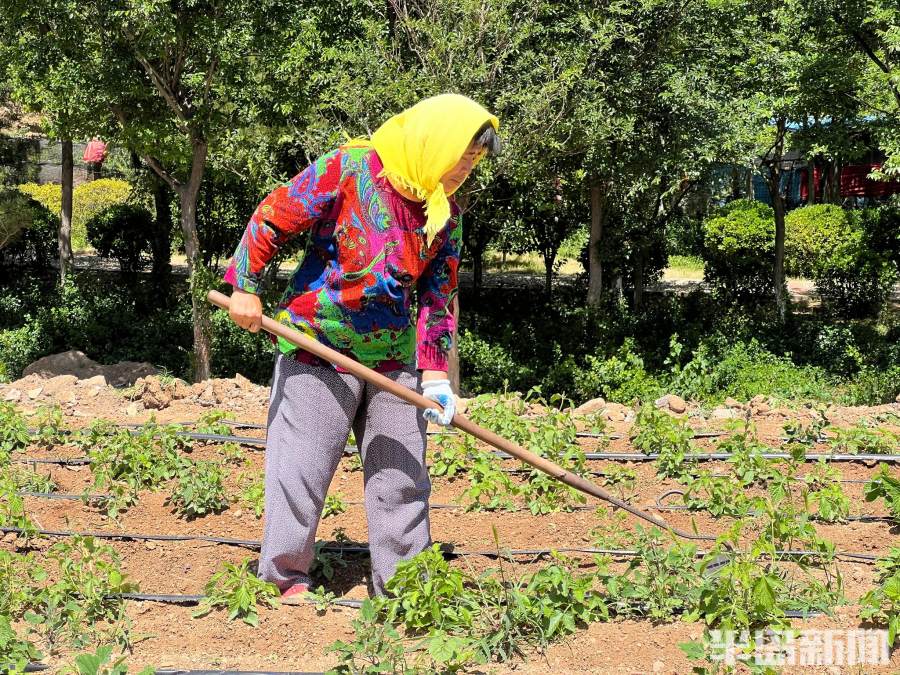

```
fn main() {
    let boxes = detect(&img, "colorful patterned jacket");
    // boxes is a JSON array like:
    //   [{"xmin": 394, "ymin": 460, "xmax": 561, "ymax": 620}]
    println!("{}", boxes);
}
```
[{"xmin": 224, "ymin": 146, "xmax": 460, "ymax": 372}]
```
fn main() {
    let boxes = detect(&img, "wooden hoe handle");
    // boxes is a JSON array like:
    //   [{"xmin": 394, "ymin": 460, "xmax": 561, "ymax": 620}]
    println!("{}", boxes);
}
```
[{"xmin": 207, "ymin": 290, "xmax": 715, "ymax": 542}]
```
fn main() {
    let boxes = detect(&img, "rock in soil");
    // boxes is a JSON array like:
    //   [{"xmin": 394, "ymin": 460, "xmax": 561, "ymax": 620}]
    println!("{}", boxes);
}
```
[
  {"xmin": 655, "ymin": 394, "xmax": 686, "ymax": 414},
  {"xmin": 574, "ymin": 397, "xmax": 606, "ymax": 415}
]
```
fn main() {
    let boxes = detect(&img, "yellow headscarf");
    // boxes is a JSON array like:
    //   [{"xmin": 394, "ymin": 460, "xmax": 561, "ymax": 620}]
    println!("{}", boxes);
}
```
[{"xmin": 350, "ymin": 93, "xmax": 499, "ymax": 245}]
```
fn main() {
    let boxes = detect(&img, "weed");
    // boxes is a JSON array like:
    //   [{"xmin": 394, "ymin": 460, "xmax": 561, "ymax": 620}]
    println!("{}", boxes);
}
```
[
  {"xmin": 803, "ymin": 461, "xmax": 850, "ymax": 523},
  {"xmin": 600, "ymin": 528, "xmax": 702, "ymax": 620},
  {"xmin": 830, "ymin": 423, "xmax": 899, "ymax": 455},
  {"xmin": 195, "ymin": 410, "xmax": 233, "ymax": 436},
  {"xmin": 632, "ymin": 404, "xmax": 697, "ymax": 479},
  {"xmin": 718, "ymin": 420, "xmax": 778, "ymax": 486},
  {"xmin": 681, "ymin": 471, "xmax": 757, "ymax": 518},
  {"xmin": 0, "ymin": 472, "xmax": 38, "ymax": 537},
  {"xmin": 0, "ymin": 615, "xmax": 41, "ymax": 673},
  {"xmin": 306, "ymin": 586, "xmax": 340, "ymax": 614},
  {"xmin": 310, "ymin": 542, "xmax": 348, "ymax": 581},
  {"xmin": 0, "ymin": 551, "xmax": 45, "ymax": 617},
  {"xmin": 30, "ymin": 405, "xmax": 66, "ymax": 446},
  {"xmin": 216, "ymin": 442, "xmax": 247, "ymax": 466},
  {"xmin": 236, "ymin": 471, "xmax": 265, "ymax": 518},
  {"xmin": 323, "ymin": 493, "xmax": 347, "ymax": 519},
  {"xmin": 860, "ymin": 548, "xmax": 900, "ymax": 646},
  {"xmin": 864, "ymin": 466, "xmax": 900, "ymax": 522},
  {"xmin": 599, "ymin": 466, "xmax": 637, "ymax": 500},
  {"xmin": 167, "ymin": 458, "xmax": 228, "ymax": 519},
  {"xmin": 63, "ymin": 644, "xmax": 155, "ymax": 675},
  {"xmin": 37, "ymin": 536, "xmax": 137, "ymax": 650},
  {"xmin": 0, "ymin": 402, "xmax": 30, "ymax": 458},
  {"xmin": 194, "ymin": 559, "xmax": 279, "ymax": 627}
]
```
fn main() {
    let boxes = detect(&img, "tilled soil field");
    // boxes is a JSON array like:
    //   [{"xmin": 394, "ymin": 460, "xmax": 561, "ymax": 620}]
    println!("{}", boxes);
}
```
[{"xmin": 2, "ymin": 370, "xmax": 900, "ymax": 674}]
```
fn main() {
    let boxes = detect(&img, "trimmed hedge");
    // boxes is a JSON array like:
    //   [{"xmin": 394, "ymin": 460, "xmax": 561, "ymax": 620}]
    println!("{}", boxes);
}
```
[{"xmin": 18, "ymin": 178, "xmax": 132, "ymax": 251}]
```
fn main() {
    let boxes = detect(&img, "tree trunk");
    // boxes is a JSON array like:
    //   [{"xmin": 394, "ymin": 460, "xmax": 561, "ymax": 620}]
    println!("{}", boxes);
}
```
[
  {"xmin": 769, "ymin": 117, "xmax": 787, "ymax": 322},
  {"xmin": 632, "ymin": 247, "xmax": 644, "ymax": 310},
  {"xmin": 472, "ymin": 244, "xmax": 484, "ymax": 299},
  {"xmin": 587, "ymin": 182, "xmax": 605, "ymax": 306},
  {"xmin": 150, "ymin": 175, "xmax": 173, "ymax": 293},
  {"xmin": 179, "ymin": 140, "xmax": 212, "ymax": 382},
  {"xmin": 448, "ymin": 297, "xmax": 460, "ymax": 394},
  {"xmin": 58, "ymin": 139, "xmax": 74, "ymax": 283},
  {"xmin": 543, "ymin": 251, "xmax": 554, "ymax": 299},
  {"xmin": 807, "ymin": 158, "xmax": 816, "ymax": 205}
]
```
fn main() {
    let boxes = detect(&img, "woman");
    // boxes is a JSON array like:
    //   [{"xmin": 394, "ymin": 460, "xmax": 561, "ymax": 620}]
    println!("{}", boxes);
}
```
[{"xmin": 224, "ymin": 94, "xmax": 500, "ymax": 599}]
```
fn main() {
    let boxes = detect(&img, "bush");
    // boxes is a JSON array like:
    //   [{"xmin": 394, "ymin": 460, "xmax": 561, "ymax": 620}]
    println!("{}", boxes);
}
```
[
  {"xmin": 702, "ymin": 199, "xmax": 779, "ymax": 305},
  {"xmin": 574, "ymin": 339, "xmax": 663, "ymax": 404},
  {"xmin": 842, "ymin": 365, "xmax": 900, "ymax": 406},
  {"xmin": 86, "ymin": 204, "xmax": 155, "ymax": 274},
  {"xmin": 458, "ymin": 330, "xmax": 534, "ymax": 395},
  {"xmin": 785, "ymin": 204, "xmax": 897, "ymax": 318},
  {"xmin": 18, "ymin": 178, "xmax": 132, "ymax": 250},
  {"xmin": 0, "ymin": 188, "xmax": 57, "ymax": 269}
]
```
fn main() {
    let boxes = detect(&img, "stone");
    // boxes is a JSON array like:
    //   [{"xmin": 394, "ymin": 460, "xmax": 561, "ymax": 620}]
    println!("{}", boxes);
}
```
[
  {"xmin": 23, "ymin": 350, "xmax": 101, "ymax": 379},
  {"xmin": 574, "ymin": 397, "xmax": 606, "ymax": 415},
  {"xmin": 3, "ymin": 388, "xmax": 21, "ymax": 402},
  {"xmin": 232, "ymin": 509, "xmax": 243, "ymax": 519},
  {"xmin": 724, "ymin": 397, "xmax": 743, "ymax": 409},
  {"xmin": 137, "ymin": 378, "xmax": 172, "ymax": 410},
  {"xmin": 750, "ymin": 394, "xmax": 767, "ymax": 406},
  {"xmin": 88, "ymin": 387, "xmax": 101, "ymax": 398},
  {"xmin": 42, "ymin": 374, "xmax": 79, "ymax": 396},
  {"xmin": 896, "ymin": 393, "xmax": 900, "ymax": 403},
  {"xmin": 80, "ymin": 374, "xmax": 107, "ymax": 388},
  {"xmin": 234, "ymin": 373, "xmax": 255, "ymax": 392},
  {"xmin": 754, "ymin": 402, "xmax": 770, "ymax": 413},
  {"xmin": 455, "ymin": 397, "xmax": 470, "ymax": 415},
  {"xmin": 144, "ymin": 541, "xmax": 157, "ymax": 551},
  {"xmin": 125, "ymin": 402, "xmax": 142, "ymax": 417},
  {"xmin": 655, "ymin": 394, "xmax": 686, "ymax": 414},
  {"xmin": 100, "ymin": 361, "xmax": 159, "ymax": 388},
  {"xmin": 710, "ymin": 406, "xmax": 736, "ymax": 419},
  {"xmin": 604, "ymin": 403, "xmax": 629, "ymax": 422}
]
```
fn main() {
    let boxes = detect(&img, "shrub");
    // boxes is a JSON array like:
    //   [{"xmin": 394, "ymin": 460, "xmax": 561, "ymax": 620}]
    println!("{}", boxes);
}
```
[
  {"xmin": 19, "ymin": 178, "xmax": 132, "ymax": 250},
  {"xmin": 86, "ymin": 204, "xmax": 155, "ymax": 274},
  {"xmin": 785, "ymin": 204, "xmax": 897, "ymax": 317},
  {"xmin": 0, "ymin": 188, "xmax": 57, "ymax": 269},
  {"xmin": 574, "ymin": 339, "xmax": 663, "ymax": 404},
  {"xmin": 842, "ymin": 365, "xmax": 900, "ymax": 406},
  {"xmin": 702, "ymin": 199, "xmax": 779, "ymax": 305},
  {"xmin": 458, "ymin": 330, "xmax": 534, "ymax": 395}
]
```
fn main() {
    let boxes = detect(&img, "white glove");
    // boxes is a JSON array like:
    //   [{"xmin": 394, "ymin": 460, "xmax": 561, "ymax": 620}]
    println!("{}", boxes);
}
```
[{"xmin": 421, "ymin": 379, "xmax": 456, "ymax": 426}]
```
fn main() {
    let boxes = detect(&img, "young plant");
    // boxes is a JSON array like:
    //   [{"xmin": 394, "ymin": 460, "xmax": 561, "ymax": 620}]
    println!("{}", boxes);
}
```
[
  {"xmin": 830, "ymin": 422, "xmax": 899, "ymax": 455},
  {"xmin": 681, "ymin": 471, "xmax": 757, "ymax": 518},
  {"xmin": 864, "ymin": 466, "xmax": 900, "ymax": 523},
  {"xmin": 216, "ymin": 442, "xmax": 246, "ymax": 466},
  {"xmin": 0, "ymin": 615, "xmax": 41, "ymax": 673},
  {"xmin": 803, "ymin": 461, "xmax": 850, "ymax": 523},
  {"xmin": 323, "ymin": 493, "xmax": 347, "ymax": 519},
  {"xmin": 631, "ymin": 404, "xmax": 697, "ymax": 479},
  {"xmin": 0, "ymin": 402, "xmax": 30, "ymax": 458},
  {"xmin": 859, "ymin": 548, "xmax": 900, "ymax": 646},
  {"xmin": 236, "ymin": 471, "xmax": 265, "ymax": 518},
  {"xmin": 194, "ymin": 559, "xmax": 279, "ymax": 627},
  {"xmin": 718, "ymin": 420, "xmax": 778, "ymax": 486},
  {"xmin": 38, "ymin": 536, "xmax": 137, "ymax": 650},
  {"xmin": 167, "ymin": 458, "xmax": 228, "ymax": 519},
  {"xmin": 63, "ymin": 644, "xmax": 155, "ymax": 675},
  {"xmin": 195, "ymin": 410, "xmax": 233, "ymax": 436},
  {"xmin": 30, "ymin": 404, "xmax": 66, "ymax": 446},
  {"xmin": 310, "ymin": 541, "xmax": 348, "ymax": 581}
]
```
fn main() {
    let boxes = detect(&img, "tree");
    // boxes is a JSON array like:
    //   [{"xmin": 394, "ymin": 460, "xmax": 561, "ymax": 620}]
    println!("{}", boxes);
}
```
[{"xmin": 0, "ymin": 0, "xmax": 107, "ymax": 282}]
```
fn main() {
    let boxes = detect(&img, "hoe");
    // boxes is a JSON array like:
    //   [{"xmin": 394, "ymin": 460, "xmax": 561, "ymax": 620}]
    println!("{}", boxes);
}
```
[{"xmin": 208, "ymin": 290, "xmax": 718, "ymax": 543}]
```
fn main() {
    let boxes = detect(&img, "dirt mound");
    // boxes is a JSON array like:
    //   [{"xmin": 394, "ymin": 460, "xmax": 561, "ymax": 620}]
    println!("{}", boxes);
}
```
[{"xmin": 22, "ymin": 350, "xmax": 159, "ymax": 387}]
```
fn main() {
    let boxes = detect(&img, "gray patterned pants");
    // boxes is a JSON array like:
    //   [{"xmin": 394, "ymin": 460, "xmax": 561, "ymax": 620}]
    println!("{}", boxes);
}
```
[{"xmin": 257, "ymin": 354, "xmax": 431, "ymax": 595}]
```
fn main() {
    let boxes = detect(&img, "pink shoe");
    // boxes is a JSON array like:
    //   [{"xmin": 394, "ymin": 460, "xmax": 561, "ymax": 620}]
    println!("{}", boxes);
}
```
[{"xmin": 280, "ymin": 582, "xmax": 310, "ymax": 606}]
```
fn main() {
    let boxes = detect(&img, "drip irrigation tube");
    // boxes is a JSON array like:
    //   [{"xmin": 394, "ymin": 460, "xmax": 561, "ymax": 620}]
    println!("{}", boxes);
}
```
[
  {"xmin": 114, "ymin": 592, "xmax": 364, "ymax": 609},
  {"xmin": 1, "ymin": 526, "xmax": 879, "ymax": 563},
  {"xmin": 570, "ymin": 451, "xmax": 900, "ymax": 463}
]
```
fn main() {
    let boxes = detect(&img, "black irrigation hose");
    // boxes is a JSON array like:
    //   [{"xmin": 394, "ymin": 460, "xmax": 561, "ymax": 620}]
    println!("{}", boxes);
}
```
[
  {"xmin": 652, "ymin": 489, "xmax": 894, "ymax": 523},
  {"xmin": 156, "ymin": 671, "xmax": 322, "ymax": 675},
  {"xmin": 1, "ymin": 526, "xmax": 880, "ymax": 563},
  {"xmin": 12, "ymin": 456, "xmax": 90, "ymax": 465},
  {"xmin": 572, "ymin": 451, "xmax": 900, "ymax": 462},
  {"xmin": 114, "ymin": 592, "xmax": 364, "ymax": 609}
]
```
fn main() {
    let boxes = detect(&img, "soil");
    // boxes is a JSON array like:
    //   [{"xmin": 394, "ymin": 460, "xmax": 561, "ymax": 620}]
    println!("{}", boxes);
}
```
[{"xmin": 2, "ymin": 369, "xmax": 900, "ymax": 674}]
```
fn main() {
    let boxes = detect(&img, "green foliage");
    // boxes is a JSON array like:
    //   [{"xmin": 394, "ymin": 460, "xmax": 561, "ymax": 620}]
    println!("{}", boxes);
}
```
[
  {"xmin": 18, "ymin": 179, "xmax": 132, "ymax": 251},
  {"xmin": 0, "ymin": 187, "xmax": 56, "ymax": 269},
  {"xmin": 36, "ymin": 536, "xmax": 138, "ymax": 650},
  {"xmin": 310, "ymin": 542, "xmax": 348, "ymax": 582},
  {"xmin": 167, "ymin": 458, "xmax": 228, "ymax": 519},
  {"xmin": 785, "ymin": 204, "xmax": 898, "ymax": 317},
  {"xmin": 599, "ymin": 528, "xmax": 702, "ymax": 620},
  {"xmin": 458, "ymin": 331, "xmax": 533, "ymax": 395},
  {"xmin": 576, "ymin": 339, "xmax": 664, "ymax": 404},
  {"xmin": 803, "ymin": 462, "xmax": 850, "ymax": 523},
  {"xmin": 322, "ymin": 493, "xmax": 347, "ymax": 519},
  {"xmin": 865, "ymin": 466, "xmax": 900, "ymax": 523},
  {"xmin": 64, "ymin": 644, "xmax": 154, "ymax": 675},
  {"xmin": 196, "ymin": 410, "xmax": 234, "ymax": 436},
  {"xmin": 86, "ymin": 204, "xmax": 155, "ymax": 275},
  {"xmin": 631, "ymin": 405, "xmax": 697, "ymax": 479},
  {"xmin": 842, "ymin": 365, "xmax": 900, "ymax": 406},
  {"xmin": 0, "ymin": 402, "xmax": 30, "ymax": 458},
  {"xmin": 194, "ymin": 559, "xmax": 280, "ymax": 627},
  {"xmin": 237, "ymin": 471, "xmax": 265, "ymax": 518},
  {"xmin": 702, "ymin": 200, "xmax": 778, "ymax": 305},
  {"xmin": 0, "ymin": 615, "xmax": 41, "ymax": 673},
  {"xmin": 0, "ymin": 550, "xmax": 46, "ymax": 618},
  {"xmin": 860, "ymin": 548, "xmax": 900, "ymax": 647}
]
